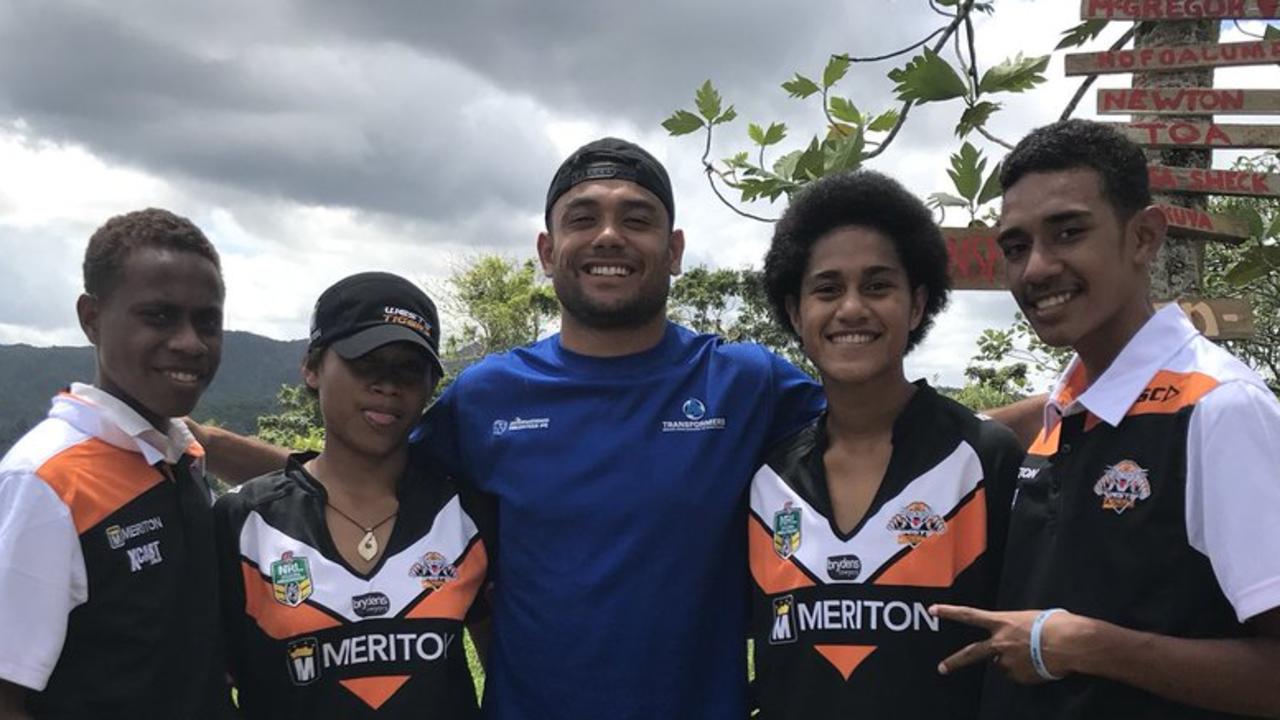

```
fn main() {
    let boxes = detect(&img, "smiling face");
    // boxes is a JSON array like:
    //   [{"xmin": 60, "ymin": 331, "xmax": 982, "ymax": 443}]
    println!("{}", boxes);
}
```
[
  {"xmin": 537, "ymin": 179, "xmax": 684, "ymax": 331},
  {"xmin": 77, "ymin": 246, "xmax": 224, "ymax": 429},
  {"xmin": 787, "ymin": 226, "xmax": 924, "ymax": 388},
  {"xmin": 997, "ymin": 168, "xmax": 1163, "ymax": 370},
  {"xmin": 305, "ymin": 342, "xmax": 435, "ymax": 458}
]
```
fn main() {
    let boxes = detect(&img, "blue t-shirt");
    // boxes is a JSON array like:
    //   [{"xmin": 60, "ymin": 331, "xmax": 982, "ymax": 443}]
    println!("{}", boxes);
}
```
[{"xmin": 420, "ymin": 322, "xmax": 822, "ymax": 719}]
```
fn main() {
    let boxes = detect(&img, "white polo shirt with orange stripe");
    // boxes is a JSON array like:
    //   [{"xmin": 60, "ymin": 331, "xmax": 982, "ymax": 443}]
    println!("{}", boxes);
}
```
[
  {"xmin": 214, "ymin": 451, "xmax": 491, "ymax": 719},
  {"xmin": 984, "ymin": 304, "xmax": 1280, "ymax": 720},
  {"xmin": 0, "ymin": 383, "xmax": 229, "ymax": 718},
  {"xmin": 749, "ymin": 381, "xmax": 1023, "ymax": 720}
]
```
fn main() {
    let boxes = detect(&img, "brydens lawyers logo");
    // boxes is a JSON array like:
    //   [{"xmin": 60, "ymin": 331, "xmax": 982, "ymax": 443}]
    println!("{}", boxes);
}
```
[
  {"xmin": 1094, "ymin": 459, "xmax": 1151, "ymax": 514},
  {"xmin": 827, "ymin": 554, "xmax": 862, "ymax": 581},
  {"xmin": 662, "ymin": 397, "xmax": 726, "ymax": 432},
  {"xmin": 887, "ymin": 501, "xmax": 946, "ymax": 546},
  {"xmin": 352, "ymin": 592, "xmax": 390, "ymax": 618}
]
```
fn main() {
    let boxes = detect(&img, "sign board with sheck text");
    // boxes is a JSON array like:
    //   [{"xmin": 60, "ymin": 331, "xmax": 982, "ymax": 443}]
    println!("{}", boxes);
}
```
[
  {"xmin": 1149, "ymin": 164, "xmax": 1280, "ymax": 197},
  {"xmin": 1081, "ymin": 0, "xmax": 1280, "ymax": 20},
  {"xmin": 1104, "ymin": 121, "xmax": 1280, "ymax": 149},
  {"xmin": 1065, "ymin": 40, "xmax": 1280, "ymax": 75},
  {"xmin": 1097, "ymin": 88, "xmax": 1280, "ymax": 115}
]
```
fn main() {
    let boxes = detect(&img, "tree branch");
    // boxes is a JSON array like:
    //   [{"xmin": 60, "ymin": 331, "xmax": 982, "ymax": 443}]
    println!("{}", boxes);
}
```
[
  {"xmin": 698, "ymin": 121, "xmax": 780, "ymax": 223},
  {"xmin": 866, "ymin": 0, "xmax": 976, "ymax": 160},
  {"xmin": 836, "ymin": 26, "xmax": 946, "ymax": 64},
  {"xmin": 975, "ymin": 123, "xmax": 1015, "ymax": 150},
  {"xmin": 1060, "ymin": 25, "xmax": 1136, "ymax": 120}
]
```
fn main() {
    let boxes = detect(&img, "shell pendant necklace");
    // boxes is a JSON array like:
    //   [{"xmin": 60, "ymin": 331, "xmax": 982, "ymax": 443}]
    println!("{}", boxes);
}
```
[{"xmin": 326, "ymin": 501, "xmax": 398, "ymax": 561}]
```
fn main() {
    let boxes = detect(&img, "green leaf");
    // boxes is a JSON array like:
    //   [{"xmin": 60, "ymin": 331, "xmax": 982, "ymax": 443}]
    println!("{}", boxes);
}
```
[
  {"xmin": 979, "ymin": 54, "xmax": 1049, "ymax": 95},
  {"xmin": 748, "ymin": 123, "xmax": 766, "ymax": 145},
  {"xmin": 714, "ymin": 105, "xmax": 737, "ymax": 125},
  {"xmin": 724, "ymin": 151, "xmax": 751, "ymax": 169},
  {"xmin": 823, "ymin": 55, "xmax": 852, "ymax": 89},
  {"xmin": 695, "ymin": 80, "xmax": 722, "ymax": 121},
  {"xmin": 1266, "ymin": 24, "xmax": 1280, "ymax": 40},
  {"xmin": 947, "ymin": 142, "xmax": 986, "ymax": 202},
  {"xmin": 1056, "ymin": 19, "xmax": 1109, "ymax": 50},
  {"xmin": 782, "ymin": 73, "xmax": 821, "ymax": 99},
  {"xmin": 887, "ymin": 48, "xmax": 968, "ymax": 104},
  {"xmin": 868, "ymin": 108, "xmax": 900, "ymax": 132},
  {"xmin": 978, "ymin": 161, "xmax": 1004, "ymax": 205},
  {"xmin": 825, "ymin": 130, "xmax": 865, "ymax": 174},
  {"xmin": 661, "ymin": 109, "xmax": 704, "ymax": 136},
  {"xmin": 795, "ymin": 138, "xmax": 826, "ymax": 181},
  {"xmin": 928, "ymin": 192, "xmax": 970, "ymax": 208},
  {"xmin": 1243, "ymin": 205, "xmax": 1266, "ymax": 238},
  {"xmin": 828, "ymin": 96, "xmax": 861, "ymax": 124},
  {"xmin": 1225, "ymin": 245, "xmax": 1280, "ymax": 286},
  {"xmin": 762, "ymin": 122, "xmax": 786, "ymax": 146},
  {"xmin": 773, "ymin": 149, "xmax": 804, "ymax": 180},
  {"xmin": 825, "ymin": 123, "xmax": 857, "ymax": 142},
  {"xmin": 956, "ymin": 100, "xmax": 1000, "ymax": 139}
]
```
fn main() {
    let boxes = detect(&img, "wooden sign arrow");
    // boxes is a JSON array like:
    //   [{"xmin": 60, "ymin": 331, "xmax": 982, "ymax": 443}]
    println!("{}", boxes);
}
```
[
  {"xmin": 1066, "ymin": 39, "xmax": 1280, "ymax": 75},
  {"xmin": 942, "ymin": 228, "xmax": 1005, "ymax": 291},
  {"xmin": 1156, "ymin": 204, "xmax": 1250, "ymax": 243},
  {"xmin": 1154, "ymin": 298, "xmax": 1255, "ymax": 339},
  {"xmin": 1149, "ymin": 164, "xmax": 1280, "ymax": 197},
  {"xmin": 1097, "ymin": 88, "xmax": 1280, "ymax": 115},
  {"xmin": 1105, "ymin": 120, "xmax": 1280, "ymax": 148},
  {"xmin": 1082, "ymin": 0, "xmax": 1280, "ymax": 20}
]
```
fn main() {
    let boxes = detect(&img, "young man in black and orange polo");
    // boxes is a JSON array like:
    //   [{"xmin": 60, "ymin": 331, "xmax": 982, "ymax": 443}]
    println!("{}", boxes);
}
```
[
  {"xmin": 934, "ymin": 120, "xmax": 1280, "ymax": 718},
  {"xmin": 0, "ymin": 209, "xmax": 231, "ymax": 719}
]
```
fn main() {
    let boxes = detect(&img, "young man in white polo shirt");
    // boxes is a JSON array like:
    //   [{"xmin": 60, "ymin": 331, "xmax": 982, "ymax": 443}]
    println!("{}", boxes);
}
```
[{"xmin": 934, "ymin": 120, "xmax": 1280, "ymax": 718}]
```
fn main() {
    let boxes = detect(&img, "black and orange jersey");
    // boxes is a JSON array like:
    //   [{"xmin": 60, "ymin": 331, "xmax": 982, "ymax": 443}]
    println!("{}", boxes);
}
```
[
  {"xmin": 984, "ymin": 305, "xmax": 1280, "ymax": 720},
  {"xmin": 0, "ymin": 384, "xmax": 230, "ymax": 718},
  {"xmin": 214, "ymin": 451, "xmax": 491, "ymax": 719},
  {"xmin": 749, "ymin": 382, "xmax": 1022, "ymax": 720}
]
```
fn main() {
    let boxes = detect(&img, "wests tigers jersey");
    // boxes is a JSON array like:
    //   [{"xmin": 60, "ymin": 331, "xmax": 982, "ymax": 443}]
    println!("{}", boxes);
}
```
[
  {"xmin": 214, "ymin": 452, "xmax": 491, "ymax": 719},
  {"xmin": 750, "ymin": 383, "xmax": 1022, "ymax": 720}
]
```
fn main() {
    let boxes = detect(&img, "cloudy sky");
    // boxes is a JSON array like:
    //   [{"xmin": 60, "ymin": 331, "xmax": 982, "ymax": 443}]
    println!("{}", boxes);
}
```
[{"xmin": 1, "ymin": 0, "xmax": 1275, "ymax": 386}]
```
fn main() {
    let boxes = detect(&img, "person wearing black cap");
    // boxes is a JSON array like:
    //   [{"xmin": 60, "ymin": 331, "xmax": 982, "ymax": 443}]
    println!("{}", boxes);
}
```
[{"xmin": 213, "ymin": 272, "xmax": 492, "ymax": 719}]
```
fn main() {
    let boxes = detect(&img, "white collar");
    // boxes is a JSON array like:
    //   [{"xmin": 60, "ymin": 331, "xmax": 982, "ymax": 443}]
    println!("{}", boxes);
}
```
[
  {"xmin": 56, "ymin": 383, "xmax": 200, "ymax": 466},
  {"xmin": 1044, "ymin": 303, "xmax": 1201, "ymax": 431}
]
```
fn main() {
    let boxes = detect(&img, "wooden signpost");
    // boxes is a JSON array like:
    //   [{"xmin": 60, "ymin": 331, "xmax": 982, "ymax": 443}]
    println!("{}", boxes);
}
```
[
  {"xmin": 1081, "ymin": 0, "xmax": 1280, "ymax": 21},
  {"xmin": 1149, "ymin": 164, "xmax": 1280, "ymax": 197},
  {"xmin": 1065, "ymin": 39, "xmax": 1280, "ymax": 75},
  {"xmin": 1104, "ymin": 120, "xmax": 1280, "ymax": 148},
  {"xmin": 940, "ymin": 227, "xmax": 1253, "ymax": 338},
  {"xmin": 1097, "ymin": 88, "xmax": 1280, "ymax": 115},
  {"xmin": 1154, "ymin": 203, "xmax": 1250, "ymax": 242}
]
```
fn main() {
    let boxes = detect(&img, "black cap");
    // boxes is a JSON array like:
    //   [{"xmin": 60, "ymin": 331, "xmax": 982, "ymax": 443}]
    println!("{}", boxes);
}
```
[
  {"xmin": 308, "ymin": 272, "xmax": 443, "ymax": 374},
  {"xmin": 545, "ymin": 137, "xmax": 675, "ymax": 228}
]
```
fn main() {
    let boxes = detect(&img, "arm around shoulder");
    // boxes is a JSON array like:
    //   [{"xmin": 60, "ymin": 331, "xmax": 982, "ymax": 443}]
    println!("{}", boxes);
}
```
[
  {"xmin": 0, "ymin": 680, "xmax": 31, "ymax": 720},
  {"xmin": 185, "ymin": 419, "xmax": 289, "ymax": 484}
]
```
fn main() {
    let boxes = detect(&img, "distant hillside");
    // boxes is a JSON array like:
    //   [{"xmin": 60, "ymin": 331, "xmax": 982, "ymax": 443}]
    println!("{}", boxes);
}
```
[{"xmin": 0, "ymin": 331, "xmax": 307, "ymax": 454}]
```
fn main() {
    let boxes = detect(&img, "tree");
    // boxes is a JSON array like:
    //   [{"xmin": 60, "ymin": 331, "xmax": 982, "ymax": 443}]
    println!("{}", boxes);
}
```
[
  {"xmin": 442, "ymin": 256, "xmax": 558, "ymax": 359},
  {"xmin": 256, "ymin": 383, "xmax": 325, "ymax": 451}
]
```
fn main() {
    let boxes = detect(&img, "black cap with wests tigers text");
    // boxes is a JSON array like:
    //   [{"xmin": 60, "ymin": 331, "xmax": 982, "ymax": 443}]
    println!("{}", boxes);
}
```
[
  {"xmin": 308, "ymin": 272, "xmax": 443, "ymax": 375},
  {"xmin": 544, "ymin": 137, "xmax": 675, "ymax": 228}
]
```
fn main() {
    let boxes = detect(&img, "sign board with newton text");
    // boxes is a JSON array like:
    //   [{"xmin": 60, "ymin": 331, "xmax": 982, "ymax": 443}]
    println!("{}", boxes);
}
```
[{"xmin": 1097, "ymin": 88, "xmax": 1280, "ymax": 115}]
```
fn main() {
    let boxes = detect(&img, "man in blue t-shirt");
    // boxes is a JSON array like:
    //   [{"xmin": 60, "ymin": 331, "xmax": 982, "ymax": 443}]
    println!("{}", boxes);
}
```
[{"xmin": 419, "ymin": 138, "xmax": 823, "ymax": 719}]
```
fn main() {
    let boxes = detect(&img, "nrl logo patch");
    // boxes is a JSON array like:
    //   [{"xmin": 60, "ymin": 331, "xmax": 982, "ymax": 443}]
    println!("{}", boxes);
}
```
[
  {"xmin": 409, "ymin": 551, "xmax": 457, "ymax": 590},
  {"xmin": 887, "ymin": 501, "xmax": 947, "ymax": 547},
  {"xmin": 271, "ymin": 551, "xmax": 313, "ymax": 607},
  {"xmin": 773, "ymin": 501, "xmax": 802, "ymax": 559},
  {"xmin": 1094, "ymin": 459, "xmax": 1151, "ymax": 514}
]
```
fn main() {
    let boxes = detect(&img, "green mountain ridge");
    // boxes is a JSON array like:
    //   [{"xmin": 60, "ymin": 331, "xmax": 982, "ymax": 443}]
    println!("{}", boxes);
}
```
[{"xmin": 0, "ymin": 331, "xmax": 308, "ymax": 454}]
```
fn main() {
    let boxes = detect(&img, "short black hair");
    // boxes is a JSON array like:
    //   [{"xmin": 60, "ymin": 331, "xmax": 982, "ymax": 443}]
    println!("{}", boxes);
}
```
[
  {"xmin": 83, "ymin": 208, "xmax": 223, "ymax": 299},
  {"xmin": 1000, "ymin": 119, "xmax": 1151, "ymax": 217},
  {"xmin": 763, "ymin": 169, "xmax": 951, "ymax": 353}
]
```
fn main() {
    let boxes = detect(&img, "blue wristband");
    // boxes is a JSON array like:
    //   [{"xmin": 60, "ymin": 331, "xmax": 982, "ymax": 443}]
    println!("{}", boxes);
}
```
[{"xmin": 1030, "ymin": 608, "xmax": 1065, "ymax": 681}]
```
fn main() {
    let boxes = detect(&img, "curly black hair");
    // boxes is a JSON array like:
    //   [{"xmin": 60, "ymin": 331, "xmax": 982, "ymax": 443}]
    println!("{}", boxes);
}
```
[
  {"xmin": 83, "ymin": 208, "xmax": 223, "ymax": 299},
  {"xmin": 763, "ymin": 169, "xmax": 951, "ymax": 353},
  {"xmin": 1000, "ymin": 119, "xmax": 1151, "ymax": 217}
]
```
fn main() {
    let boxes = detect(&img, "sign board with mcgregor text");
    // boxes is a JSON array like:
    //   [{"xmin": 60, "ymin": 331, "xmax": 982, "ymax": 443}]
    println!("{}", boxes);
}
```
[{"xmin": 1081, "ymin": 0, "xmax": 1280, "ymax": 21}]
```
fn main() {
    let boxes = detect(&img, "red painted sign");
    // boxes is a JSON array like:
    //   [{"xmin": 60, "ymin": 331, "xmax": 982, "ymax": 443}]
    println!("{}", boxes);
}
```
[
  {"xmin": 942, "ymin": 228, "xmax": 1005, "ymax": 290},
  {"xmin": 1097, "ymin": 88, "xmax": 1280, "ymax": 115},
  {"xmin": 1107, "ymin": 121, "xmax": 1280, "ymax": 148},
  {"xmin": 1082, "ymin": 0, "xmax": 1280, "ymax": 20},
  {"xmin": 1065, "ymin": 40, "xmax": 1280, "ymax": 75},
  {"xmin": 1149, "ymin": 164, "xmax": 1280, "ymax": 197},
  {"xmin": 1155, "ymin": 204, "xmax": 1249, "ymax": 242}
]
